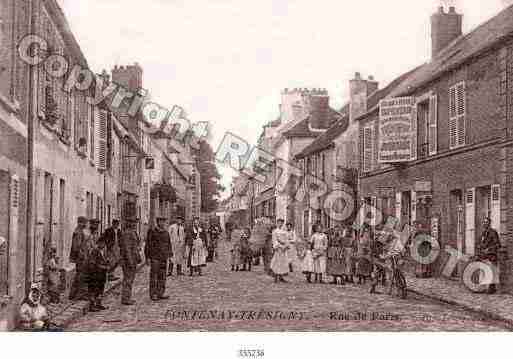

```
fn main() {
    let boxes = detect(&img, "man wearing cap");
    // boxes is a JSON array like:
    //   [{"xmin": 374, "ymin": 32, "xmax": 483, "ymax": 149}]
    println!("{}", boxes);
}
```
[
  {"xmin": 69, "ymin": 216, "xmax": 89, "ymax": 301},
  {"xmin": 89, "ymin": 218, "xmax": 101, "ymax": 243},
  {"xmin": 145, "ymin": 217, "xmax": 172, "ymax": 301},
  {"xmin": 119, "ymin": 217, "xmax": 142, "ymax": 305},
  {"xmin": 168, "ymin": 216, "xmax": 186, "ymax": 276}
]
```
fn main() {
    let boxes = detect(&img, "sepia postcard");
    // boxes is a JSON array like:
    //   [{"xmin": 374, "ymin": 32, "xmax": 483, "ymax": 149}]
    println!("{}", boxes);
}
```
[{"xmin": 2, "ymin": 0, "xmax": 513, "ymax": 354}]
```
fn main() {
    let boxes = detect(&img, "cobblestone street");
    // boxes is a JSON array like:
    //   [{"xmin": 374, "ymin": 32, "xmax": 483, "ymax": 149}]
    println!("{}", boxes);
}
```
[{"xmin": 66, "ymin": 240, "xmax": 510, "ymax": 331}]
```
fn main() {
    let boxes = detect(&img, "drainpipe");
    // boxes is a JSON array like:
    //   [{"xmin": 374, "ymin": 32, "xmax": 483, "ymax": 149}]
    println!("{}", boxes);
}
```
[{"xmin": 25, "ymin": 0, "xmax": 36, "ymax": 294}]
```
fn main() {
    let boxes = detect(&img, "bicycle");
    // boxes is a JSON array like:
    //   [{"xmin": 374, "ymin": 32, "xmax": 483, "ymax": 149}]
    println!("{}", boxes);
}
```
[{"xmin": 387, "ymin": 255, "xmax": 407, "ymax": 299}]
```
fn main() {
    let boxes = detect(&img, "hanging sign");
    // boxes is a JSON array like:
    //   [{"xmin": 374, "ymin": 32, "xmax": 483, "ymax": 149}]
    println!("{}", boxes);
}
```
[{"xmin": 378, "ymin": 97, "xmax": 416, "ymax": 163}]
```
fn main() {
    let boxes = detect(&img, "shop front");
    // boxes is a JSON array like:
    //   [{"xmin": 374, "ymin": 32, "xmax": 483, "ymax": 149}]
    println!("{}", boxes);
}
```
[{"xmin": 360, "ymin": 143, "xmax": 502, "ymax": 279}]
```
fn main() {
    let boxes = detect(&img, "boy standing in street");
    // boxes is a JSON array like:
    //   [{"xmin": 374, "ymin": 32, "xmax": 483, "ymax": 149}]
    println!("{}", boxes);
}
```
[{"xmin": 87, "ymin": 236, "xmax": 110, "ymax": 311}]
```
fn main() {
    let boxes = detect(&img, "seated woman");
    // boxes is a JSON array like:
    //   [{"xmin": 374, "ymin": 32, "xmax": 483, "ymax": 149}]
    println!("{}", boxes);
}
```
[{"xmin": 19, "ymin": 284, "xmax": 49, "ymax": 331}]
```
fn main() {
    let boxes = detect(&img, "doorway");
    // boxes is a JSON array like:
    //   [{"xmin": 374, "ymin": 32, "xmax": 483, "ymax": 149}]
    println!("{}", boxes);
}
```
[
  {"xmin": 401, "ymin": 191, "xmax": 411, "ymax": 227},
  {"xmin": 449, "ymin": 189, "xmax": 464, "ymax": 277}
]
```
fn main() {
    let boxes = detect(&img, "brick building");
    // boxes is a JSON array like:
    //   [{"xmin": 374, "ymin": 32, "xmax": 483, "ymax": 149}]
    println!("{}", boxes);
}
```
[{"xmin": 357, "ymin": 5, "xmax": 513, "ymax": 292}]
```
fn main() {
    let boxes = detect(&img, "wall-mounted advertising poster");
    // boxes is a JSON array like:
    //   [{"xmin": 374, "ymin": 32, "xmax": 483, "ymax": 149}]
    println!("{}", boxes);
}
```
[{"xmin": 378, "ymin": 97, "xmax": 416, "ymax": 163}]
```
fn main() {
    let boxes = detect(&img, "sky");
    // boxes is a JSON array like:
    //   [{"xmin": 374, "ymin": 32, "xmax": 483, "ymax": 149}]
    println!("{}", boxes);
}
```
[{"xmin": 58, "ymin": 0, "xmax": 511, "ymax": 198}]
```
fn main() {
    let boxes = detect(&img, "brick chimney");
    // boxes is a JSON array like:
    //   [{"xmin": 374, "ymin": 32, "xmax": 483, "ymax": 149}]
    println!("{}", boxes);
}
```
[
  {"xmin": 431, "ymin": 6, "xmax": 462, "ymax": 59},
  {"xmin": 112, "ymin": 62, "xmax": 143, "ymax": 91},
  {"xmin": 307, "ymin": 89, "xmax": 331, "ymax": 130},
  {"xmin": 349, "ymin": 72, "xmax": 379, "ymax": 123}
]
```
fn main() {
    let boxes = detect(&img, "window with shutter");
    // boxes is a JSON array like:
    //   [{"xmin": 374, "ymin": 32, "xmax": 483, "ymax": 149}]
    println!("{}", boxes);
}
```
[
  {"xmin": 428, "ymin": 94, "xmax": 438, "ymax": 155},
  {"xmin": 449, "ymin": 86, "xmax": 457, "ymax": 148},
  {"xmin": 449, "ymin": 82, "xmax": 466, "ymax": 149},
  {"xmin": 97, "ymin": 109, "xmax": 108, "ymax": 170},
  {"xmin": 89, "ymin": 105, "xmax": 95, "ymax": 161},
  {"xmin": 363, "ymin": 124, "xmax": 374, "ymax": 172},
  {"xmin": 456, "ymin": 82, "xmax": 466, "ymax": 146}
]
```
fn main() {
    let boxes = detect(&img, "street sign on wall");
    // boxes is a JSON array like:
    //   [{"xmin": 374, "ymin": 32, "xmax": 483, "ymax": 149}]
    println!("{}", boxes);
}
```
[{"xmin": 378, "ymin": 97, "xmax": 416, "ymax": 163}]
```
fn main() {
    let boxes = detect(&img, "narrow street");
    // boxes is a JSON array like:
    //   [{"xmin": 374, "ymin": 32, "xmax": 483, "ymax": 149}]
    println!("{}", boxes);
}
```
[{"xmin": 68, "ymin": 239, "xmax": 509, "ymax": 331}]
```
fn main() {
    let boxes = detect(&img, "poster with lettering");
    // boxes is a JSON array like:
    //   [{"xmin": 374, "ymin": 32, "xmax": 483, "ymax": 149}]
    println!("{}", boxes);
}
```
[{"xmin": 378, "ymin": 97, "xmax": 416, "ymax": 163}]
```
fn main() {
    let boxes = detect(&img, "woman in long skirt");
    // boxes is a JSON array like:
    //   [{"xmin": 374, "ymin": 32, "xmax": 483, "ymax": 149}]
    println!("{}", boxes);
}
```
[
  {"xmin": 326, "ymin": 226, "xmax": 346, "ymax": 285},
  {"xmin": 355, "ymin": 225, "xmax": 372, "ymax": 284},
  {"xmin": 311, "ymin": 224, "xmax": 328, "ymax": 283},
  {"xmin": 187, "ymin": 218, "xmax": 207, "ymax": 276},
  {"xmin": 285, "ymin": 222, "xmax": 297, "ymax": 273},
  {"xmin": 230, "ymin": 228, "xmax": 242, "ymax": 271},
  {"xmin": 270, "ymin": 219, "xmax": 290, "ymax": 283},
  {"xmin": 343, "ymin": 230, "xmax": 356, "ymax": 283}
]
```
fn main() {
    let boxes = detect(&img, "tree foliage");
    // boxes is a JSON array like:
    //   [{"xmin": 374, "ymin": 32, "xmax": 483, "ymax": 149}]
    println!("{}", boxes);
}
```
[{"xmin": 193, "ymin": 140, "xmax": 225, "ymax": 213}]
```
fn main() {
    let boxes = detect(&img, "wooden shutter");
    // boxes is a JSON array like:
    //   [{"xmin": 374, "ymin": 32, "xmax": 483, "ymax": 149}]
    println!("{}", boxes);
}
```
[
  {"xmin": 491, "ymin": 184, "xmax": 500, "ymax": 232},
  {"xmin": 97, "ymin": 109, "xmax": 108, "ymax": 170},
  {"xmin": 411, "ymin": 191, "xmax": 417, "ymax": 223},
  {"xmin": 449, "ymin": 82, "xmax": 466, "ymax": 149},
  {"xmin": 428, "ymin": 94, "xmax": 438, "ymax": 155},
  {"xmin": 89, "ymin": 105, "xmax": 95, "ymax": 161},
  {"xmin": 395, "ymin": 192, "xmax": 402, "ymax": 221},
  {"xmin": 449, "ymin": 86, "xmax": 457, "ymax": 149},
  {"xmin": 363, "ymin": 125, "xmax": 374, "ymax": 172},
  {"xmin": 410, "ymin": 104, "xmax": 418, "ymax": 161},
  {"xmin": 456, "ymin": 82, "xmax": 466, "ymax": 147},
  {"xmin": 465, "ymin": 187, "xmax": 476, "ymax": 256},
  {"xmin": 7, "ymin": 174, "xmax": 20, "ymax": 294}
]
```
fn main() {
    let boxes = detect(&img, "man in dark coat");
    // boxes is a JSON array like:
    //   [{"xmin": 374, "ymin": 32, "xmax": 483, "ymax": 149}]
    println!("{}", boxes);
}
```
[
  {"xmin": 103, "ymin": 219, "xmax": 121, "ymax": 281},
  {"xmin": 69, "ymin": 216, "xmax": 89, "ymax": 301},
  {"xmin": 119, "ymin": 217, "xmax": 141, "ymax": 305},
  {"xmin": 207, "ymin": 222, "xmax": 221, "ymax": 262},
  {"xmin": 145, "ymin": 217, "xmax": 172, "ymax": 301},
  {"xmin": 478, "ymin": 217, "xmax": 501, "ymax": 294}
]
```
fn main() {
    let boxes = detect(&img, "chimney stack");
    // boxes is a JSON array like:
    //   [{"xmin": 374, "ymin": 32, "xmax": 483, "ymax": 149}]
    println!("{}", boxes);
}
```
[
  {"xmin": 431, "ymin": 6, "xmax": 462, "ymax": 59},
  {"xmin": 349, "ymin": 72, "xmax": 379, "ymax": 123}
]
